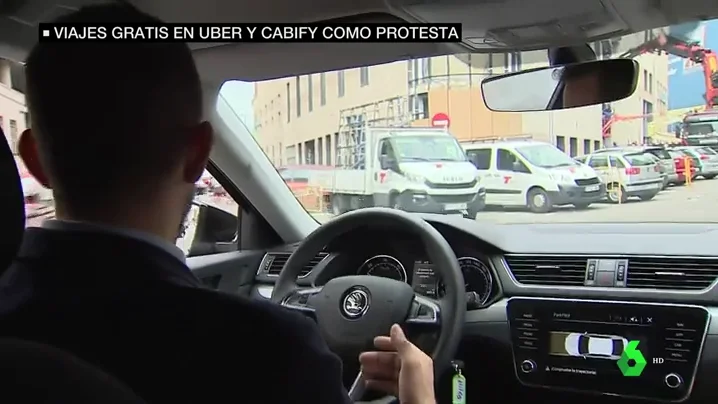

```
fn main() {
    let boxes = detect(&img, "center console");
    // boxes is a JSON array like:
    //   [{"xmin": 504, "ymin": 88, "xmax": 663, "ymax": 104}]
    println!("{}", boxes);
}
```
[{"xmin": 507, "ymin": 297, "xmax": 710, "ymax": 402}]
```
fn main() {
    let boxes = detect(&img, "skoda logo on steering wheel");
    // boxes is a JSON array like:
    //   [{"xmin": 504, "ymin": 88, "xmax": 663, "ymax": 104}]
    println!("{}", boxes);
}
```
[{"xmin": 342, "ymin": 289, "xmax": 370, "ymax": 319}]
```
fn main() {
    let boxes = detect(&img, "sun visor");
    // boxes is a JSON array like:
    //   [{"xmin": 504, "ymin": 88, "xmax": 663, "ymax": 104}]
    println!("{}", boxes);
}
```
[{"xmin": 387, "ymin": 0, "xmax": 629, "ymax": 50}]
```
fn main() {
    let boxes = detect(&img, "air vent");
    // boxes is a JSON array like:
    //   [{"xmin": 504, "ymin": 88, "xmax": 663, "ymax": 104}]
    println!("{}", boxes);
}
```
[
  {"xmin": 626, "ymin": 257, "xmax": 718, "ymax": 290},
  {"xmin": 505, "ymin": 255, "xmax": 587, "ymax": 286},
  {"xmin": 259, "ymin": 252, "xmax": 329, "ymax": 278}
]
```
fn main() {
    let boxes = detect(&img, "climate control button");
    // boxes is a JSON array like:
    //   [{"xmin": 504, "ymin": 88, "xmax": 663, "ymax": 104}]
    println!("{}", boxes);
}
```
[
  {"xmin": 520, "ymin": 359, "xmax": 536, "ymax": 373},
  {"xmin": 664, "ymin": 373, "xmax": 683, "ymax": 389}
]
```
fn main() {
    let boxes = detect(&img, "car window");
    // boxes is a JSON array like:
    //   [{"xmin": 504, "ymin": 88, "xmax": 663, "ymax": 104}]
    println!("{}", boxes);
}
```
[
  {"xmin": 697, "ymin": 147, "xmax": 717, "ymax": 155},
  {"xmin": 588, "ymin": 156, "xmax": 608, "ymax": 168},
  {"xmin": 497, "ymin": 148, "xmax": 529, "ymax": 172},
  {"xmin": 609, "ymin": 156, "xmax": 625, "ymax": 168},
  {"xmin": 648, "ymin": 149, "xmax": 671, "ymax": 159},
  {"xmin": 624, "ymin": 153, "xmax": 655, "ymax": 166},
  {"xmin": 467, "ymin": 149, "xmax": 492, "ymax": 170},
  {"xmin": 668, "ymin": 150, "xmax": 685, "ymax": 158}
]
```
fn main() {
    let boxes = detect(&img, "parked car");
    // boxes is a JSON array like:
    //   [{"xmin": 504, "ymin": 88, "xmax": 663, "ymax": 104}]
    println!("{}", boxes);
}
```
[
  {"xmin": 667, "ymin": 149, "xmax": 699, "ymax": 185},
  {"xmin": 672, "ymin": 146, "xmax": 718, "ymax": 180},
  {"xmin": 594, "ymin": 146, "xmax": 678, "ymax": 187},
  {"xmin": 580, "ymin": 151, "xmax": 663, "ymax": 203},
  {"xmin": 564, "ymin": 332, "xmax": 628, "ymax": 360}
]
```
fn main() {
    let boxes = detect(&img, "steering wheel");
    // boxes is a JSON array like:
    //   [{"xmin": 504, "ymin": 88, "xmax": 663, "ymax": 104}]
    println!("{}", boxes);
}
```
[{"xmin": 271, "ymin": 208, "xmax": 466, "ymax": 401}]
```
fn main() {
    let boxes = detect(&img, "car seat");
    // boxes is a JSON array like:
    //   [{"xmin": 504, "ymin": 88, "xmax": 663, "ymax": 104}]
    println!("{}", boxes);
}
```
[
  {"xmin": 0, "ymin": 128, "xmax": 146, "ymax": 403},
  {"xmin": 0, "ymin": 338, "xmax": 147, "ymax": 404}
]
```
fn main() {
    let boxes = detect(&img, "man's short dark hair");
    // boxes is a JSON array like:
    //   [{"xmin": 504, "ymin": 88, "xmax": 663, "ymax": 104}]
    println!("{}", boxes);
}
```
[{"xmin": 25, "ymin": 4, "xmax": 202, "ymax": 216}]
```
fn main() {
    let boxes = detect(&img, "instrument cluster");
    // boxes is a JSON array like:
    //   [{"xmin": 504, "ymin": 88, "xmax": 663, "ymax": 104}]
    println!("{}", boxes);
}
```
[{"xmin": 356, "ymin": 253, "xmax": 496, "ymax": 308}]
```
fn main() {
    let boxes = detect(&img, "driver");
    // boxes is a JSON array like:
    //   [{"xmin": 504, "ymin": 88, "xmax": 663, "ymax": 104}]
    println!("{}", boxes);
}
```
[{"xmin": 0, "ymin": 5, "xmax": 436, "ymax": 404}]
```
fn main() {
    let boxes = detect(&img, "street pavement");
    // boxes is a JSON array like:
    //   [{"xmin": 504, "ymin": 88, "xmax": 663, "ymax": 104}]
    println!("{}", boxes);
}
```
[{"xmin": 312, "ymin": 178, "xmax": 718, "ymax": 224}]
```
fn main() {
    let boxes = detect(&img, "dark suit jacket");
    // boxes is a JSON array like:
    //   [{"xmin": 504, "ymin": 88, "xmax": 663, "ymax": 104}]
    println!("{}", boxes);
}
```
[{"xmin": 0, "ymin": 227, "xmax": 351, "ymax": 404}]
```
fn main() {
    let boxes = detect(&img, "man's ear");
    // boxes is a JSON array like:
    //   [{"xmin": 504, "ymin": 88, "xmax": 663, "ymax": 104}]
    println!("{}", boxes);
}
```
[
  {"xmin": 183, "ymin": 121, "xmax": 214, "ymax": 184},
  {"xmin": 18, "ymin": 128, "xmax": 51, "ymax": 188}
]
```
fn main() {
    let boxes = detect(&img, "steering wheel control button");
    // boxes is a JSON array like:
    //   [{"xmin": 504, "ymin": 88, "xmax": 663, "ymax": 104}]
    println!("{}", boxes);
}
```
[
  {"xmin": 520, "ymin": 359, "xmax": 536, "ymax": 373},
  {"xmin": 406, "ymin": 295, "xmax": 440, "ymax": 324},
  {"xmin": 664, "ymin": 373, "xmax": 683, "ymax": 389},
  {"xmin": 340, "ymin": 288, "xmax": 371, "ymax": 319}
]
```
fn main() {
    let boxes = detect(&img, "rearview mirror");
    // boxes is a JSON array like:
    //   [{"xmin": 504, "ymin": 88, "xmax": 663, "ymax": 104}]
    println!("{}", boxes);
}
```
[
  {"xmin": 481, "ymin": 59, "xmax": 638, "ymax": 112},
  {"xmin": 179, "ymin": 201, "xmax": 238, "ymax": 257}
]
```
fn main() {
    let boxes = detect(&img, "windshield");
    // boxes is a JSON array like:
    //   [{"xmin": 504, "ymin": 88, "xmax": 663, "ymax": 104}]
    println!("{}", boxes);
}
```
[
  {"xmin": 215, "ymin": 17, "xmax": 718, "ymax": 224},
  {"xmin": 684, "ymin": 120, "xmax": 718, "ymax": 136},
  {"xmin": 514, "ymin": 144, "xmax": 578, "ymax": 168},
  {"xmin": 390, "ymin": 135, "xmax": 466, "ymax": 162}
]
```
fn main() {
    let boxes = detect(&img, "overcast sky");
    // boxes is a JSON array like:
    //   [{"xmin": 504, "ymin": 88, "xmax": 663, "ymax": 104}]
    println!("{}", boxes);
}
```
[{"xmin": 220, "ymin": 81, "xmax": 254, "ymax": 131}]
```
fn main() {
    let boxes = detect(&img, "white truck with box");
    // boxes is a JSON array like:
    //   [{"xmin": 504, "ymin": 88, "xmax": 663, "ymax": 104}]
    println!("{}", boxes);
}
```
[{"xmin": 315, "ymin": 127, "xmax": 486, "ymax": 218}]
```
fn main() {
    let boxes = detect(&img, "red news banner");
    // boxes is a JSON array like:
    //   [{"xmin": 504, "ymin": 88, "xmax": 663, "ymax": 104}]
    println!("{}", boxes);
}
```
[{"xmin": 39, "ymin": 23, "xmax": 462, "ymax": 43}]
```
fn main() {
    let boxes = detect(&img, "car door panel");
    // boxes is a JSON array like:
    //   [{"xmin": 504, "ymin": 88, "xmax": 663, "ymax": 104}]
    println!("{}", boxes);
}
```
[{"xmin": 188, "ymin": 250, "xmax": 265, "ymax": 295}]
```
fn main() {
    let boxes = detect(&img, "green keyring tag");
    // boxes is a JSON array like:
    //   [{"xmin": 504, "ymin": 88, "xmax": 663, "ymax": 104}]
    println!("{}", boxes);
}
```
[{"xmin": 452, "ymin": 370, "xmax": 466, "ymax": 404}]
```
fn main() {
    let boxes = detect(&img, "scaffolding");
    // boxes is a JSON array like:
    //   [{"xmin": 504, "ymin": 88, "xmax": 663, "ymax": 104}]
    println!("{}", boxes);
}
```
[{"xmin": 336, "ymin": 96, "xmax": 412, "ymax": 169}]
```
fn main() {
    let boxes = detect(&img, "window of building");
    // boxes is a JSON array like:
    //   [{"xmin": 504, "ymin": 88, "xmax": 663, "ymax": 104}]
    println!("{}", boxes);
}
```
[
  {"xmin": 337, "ymin": 71, "xmax": 345, "ymax": 97},
  {"xmin": 504, "ymin": 52, "xmax": 522, "ymax": 73},
  {"xmin": 319, "ymin": 73, "xmax": 326, "ymax": 106},
  {"xmin": 295, "ymin": 76, "xmax": 301, "ymax": 117},
  {"xmin": 408, "ymin": 58, "xmax": 432, "ymax": 84},
  {"xmin": 325, "ymin": 134, "xmax": 332, "ymax": 166},
  {"xmin": 583, "ymin": 139, "xmax": 591, "ymax": 154},
  {"xmin": 317, "ymin": 137, "xmax": 323, "ymax": 164},
  {"xmin": 568, "ymin": 137, "xmax": 578, "ymax": 157},
  {"xmin": 594, "ymin": 140, "xmax": 601, "ymax": 151},
  {"xmin": 286, "ymin": 83, "xmax": 290, "ymax": 122},
  {"xmin": 648, "ymin": 73, "xmax": 653, "ymax": 94},
  {"xmin": 359, "ymin": 67, "xmax": 369, "ymax": 87},
  {"xmin": 643, "ymin": 70, "xmax": 648, "ymax": 91},
  {"xmin": 9, "ymin": 119, "xmax": 17, "ymax": 153},
  {"xmin": 556, "ymin": 135, "xmax": 566, "ymax": 152},
  {"xmin": 409, "ymin": 92, "xmax": 429, "ymax": 120},
  {"xmin": 307, "ymin": 75, "xmax": 313, "ymax": 112}
]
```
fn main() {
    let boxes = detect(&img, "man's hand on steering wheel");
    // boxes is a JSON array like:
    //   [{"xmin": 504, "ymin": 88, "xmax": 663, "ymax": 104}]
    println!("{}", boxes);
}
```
[
  {"xmin": 360, "ymin": 324, "xmax": 436, "ymax": 404},
  {"xmin": 271, "ymin": 208, "xmax": 465, "ymax": 401}
]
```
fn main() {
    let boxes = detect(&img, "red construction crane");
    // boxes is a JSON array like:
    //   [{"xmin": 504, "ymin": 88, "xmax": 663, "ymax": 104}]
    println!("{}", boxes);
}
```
[
  {"xmin": 619, "ymin": 31, "xmax": 718, "ymax": 108},
  {"xmin": 613, "ymin": 30, "xmax": 718, "ymax": 149}
]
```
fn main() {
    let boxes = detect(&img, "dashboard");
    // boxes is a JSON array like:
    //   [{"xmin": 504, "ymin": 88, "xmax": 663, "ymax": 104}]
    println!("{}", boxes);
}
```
[{"xmin": 252, "ymin": 216, "xmax": 718, "ymax": 404}]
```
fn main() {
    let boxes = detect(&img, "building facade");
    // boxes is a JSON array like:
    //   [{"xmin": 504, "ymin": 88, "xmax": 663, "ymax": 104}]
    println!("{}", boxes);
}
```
[
  {"xmin": 253, "ymin": 31, "xmax": 668, "ymax": 166},
  {"xmin": 0, "ymin": 59, "xmax": 28, "ymax": 154}
]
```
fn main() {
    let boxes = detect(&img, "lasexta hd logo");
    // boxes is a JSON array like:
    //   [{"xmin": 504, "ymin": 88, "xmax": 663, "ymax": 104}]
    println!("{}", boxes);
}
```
[{"xmin": 617, "ymin": 340, "xmax": 647, "ymax": 376}]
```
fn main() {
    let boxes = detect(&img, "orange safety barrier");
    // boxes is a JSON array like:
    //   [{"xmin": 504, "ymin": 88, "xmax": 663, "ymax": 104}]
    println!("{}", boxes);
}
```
[
  {"xmin": 292, "ymin": 185, "xmax": 327, "ymax": 213},
  {"xmin": 684, "ymin": 156, "xmax": 693, "ymax": 186}
]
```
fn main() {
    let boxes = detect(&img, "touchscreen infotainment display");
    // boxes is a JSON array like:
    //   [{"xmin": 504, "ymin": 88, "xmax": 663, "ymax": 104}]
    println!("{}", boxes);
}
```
[{"xmin": 507, "ymin": 298, "xmax": 709, "ymax": 402}]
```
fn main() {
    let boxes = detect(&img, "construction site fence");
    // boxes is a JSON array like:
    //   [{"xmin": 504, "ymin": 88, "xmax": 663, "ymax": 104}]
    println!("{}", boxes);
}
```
[{"xmin": 291, "ymin": 186, "xmax": 330, "ymax": 213}]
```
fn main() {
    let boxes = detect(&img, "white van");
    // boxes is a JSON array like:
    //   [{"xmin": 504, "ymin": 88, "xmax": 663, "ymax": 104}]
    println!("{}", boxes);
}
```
[{"xmin": 461, "ymin": 139, "xmax": 605, "ymax": 213}]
